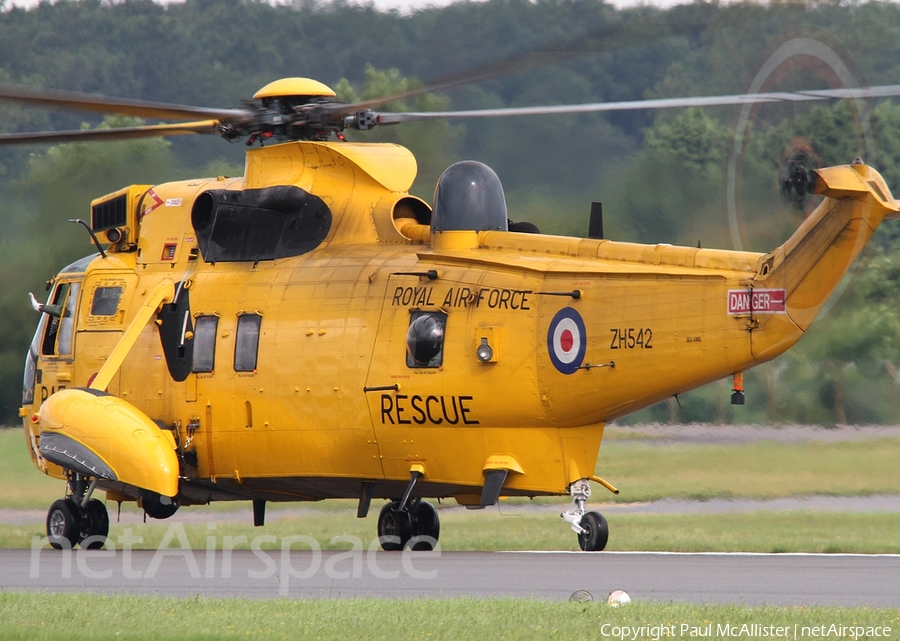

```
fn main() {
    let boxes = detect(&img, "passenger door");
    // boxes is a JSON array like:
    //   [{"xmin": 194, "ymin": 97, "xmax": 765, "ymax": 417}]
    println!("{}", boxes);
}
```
[{"xmin": 76, "ymin": 271, "xmax": 137, "ymax": 394}]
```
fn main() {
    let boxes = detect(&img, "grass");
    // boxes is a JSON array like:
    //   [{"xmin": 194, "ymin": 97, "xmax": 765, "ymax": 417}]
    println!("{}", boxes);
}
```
[
  {"xmin": 598, "ymin": 438, "xmax": 900, "ymax": 502},
  {"xmin": 0, "ymin": 593, "xmax": 898, "ymax": 640},
  {"xmin": 4, "ymin": 427, "xmax": 900, "ymax": 510},
  {"xmin": 0, "ymin": 428, "xmax": 62, "ymax": 509},
  {"xmin": 3, "ymin": 508, "xmax": 900, "ymax": 553}
]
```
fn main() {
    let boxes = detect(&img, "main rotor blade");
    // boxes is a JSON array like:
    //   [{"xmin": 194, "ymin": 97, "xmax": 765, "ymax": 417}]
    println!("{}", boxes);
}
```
[
  {"xmin": 0, "ymin": 83, "xmax": 250, "ymax": 121},
  {"xmin": 335, "ymin": 14, "xmax": 704, "ymax": 115},
  {"xmin": 0, "ymin": 120, "xmax": 221, "ymax": 145},
  {"xmin": 376, "ymin": 85, "xmax": 900, "ymax": 123}
]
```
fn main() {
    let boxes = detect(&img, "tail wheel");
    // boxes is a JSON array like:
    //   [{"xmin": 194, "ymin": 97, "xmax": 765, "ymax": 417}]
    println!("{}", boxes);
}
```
[
  {"xmin": 46, "ymin": 499, "xmax": 80, "ymax": 550},
  {"xmin": 577, "ymin": 511, "xmax": 609, "ymax": 552},
  {"xmin": 377, "ymin": 501, "xmax": 412, "ymax": 551},
  {"xmin": 409, "ymin": 501, "xmax": 440, "ymax": 551}
]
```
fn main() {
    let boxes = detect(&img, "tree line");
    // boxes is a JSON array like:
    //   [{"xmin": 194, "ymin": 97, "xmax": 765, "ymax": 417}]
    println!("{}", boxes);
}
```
[{"xmin": 2, "ymin": 0, "xmax": 900, "ymax": 424}]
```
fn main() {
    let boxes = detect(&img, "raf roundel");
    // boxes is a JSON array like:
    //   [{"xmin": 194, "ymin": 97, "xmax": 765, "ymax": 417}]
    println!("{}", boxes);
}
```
[{"xmin": 547, "ymin": 308, "xmax": 587, "ymax": 375}]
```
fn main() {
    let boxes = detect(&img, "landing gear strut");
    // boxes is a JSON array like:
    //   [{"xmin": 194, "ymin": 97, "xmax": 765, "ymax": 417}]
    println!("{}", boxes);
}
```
[
  {"xmin": 561, "ymin": 479, "xmax": 609, "ymax": 552},
  {"xmin": 377, "ymin": 499, "xmax": 441, "ymax": 550},
  {"xmin": 46, "ymin": 474, "xmax": 109, "ymax": 549}
]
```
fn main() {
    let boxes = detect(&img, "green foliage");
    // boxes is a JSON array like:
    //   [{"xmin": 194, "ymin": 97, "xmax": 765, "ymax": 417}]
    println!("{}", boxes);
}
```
[
  {"xmin": 2, "ymin": 0, "xmax": 900, "ymax": 423},
  {"xmin": 872, "ymin": 102, "xmax": 900, "ymax": 176},
  {"xmin": 602, "ymin": 109, "xmax": 732, "ymax": 246},
  {"xmin": 335, "ymin": 65, "xmax": 462, "ymax": 198},
  {"xmin": 645, "ymin": 107, "xmax": 731, "ymax": 171},
  {"xmin": 0, "ymin": 117, "xmax": 184, "ymax": 422}
]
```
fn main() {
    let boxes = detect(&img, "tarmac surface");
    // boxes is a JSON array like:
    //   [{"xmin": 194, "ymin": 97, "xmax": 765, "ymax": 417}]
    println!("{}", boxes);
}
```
[{"xmin": 4, "ymin": 548, "xmax": 900, "ymax": 605}]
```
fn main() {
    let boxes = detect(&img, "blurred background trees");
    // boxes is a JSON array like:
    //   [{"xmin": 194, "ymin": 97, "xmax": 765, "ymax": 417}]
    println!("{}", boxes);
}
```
[{"xmin": 3, "ymin": 0, "xmax": 900, "ymax": 424}]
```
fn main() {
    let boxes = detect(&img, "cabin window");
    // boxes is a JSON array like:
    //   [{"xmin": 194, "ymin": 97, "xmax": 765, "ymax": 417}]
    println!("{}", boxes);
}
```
[
  {"xmin": 90, "ymin": 286, "xmax": 122, "ymax": 316},
  {"xmin": 234, "ymin": 313, "xmax": 262, "ymax": 372},
  {"xmin": 406, "ymin": 311, "xmax": 447, "ymax": 368},
  {"xmin": 192, "ymin": 316, "xmax": 218, "ymax": 373},
  {"xmin": 41, "ymin": 282, "xmax": 78, "ymax": 357}
]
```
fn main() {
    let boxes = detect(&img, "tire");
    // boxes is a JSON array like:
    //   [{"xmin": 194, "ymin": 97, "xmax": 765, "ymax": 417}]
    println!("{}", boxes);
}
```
[
  {"xmin": 46, "ymin": 499, "xmax": 80, "ymax": 550},
  {"xmin": 377, "ymin": 501, "xmax": 412, "ymax": 551},
  {"xmin": 80, "ymin": 499, "xmax": 110, "ymax": 549},
  {"xmin": 409, "ymin": 501, "xmax": 440, "ymax": 551},
  {"xmin": 577, "ymin": 511, "xmax": 609, "ymax": 552}
]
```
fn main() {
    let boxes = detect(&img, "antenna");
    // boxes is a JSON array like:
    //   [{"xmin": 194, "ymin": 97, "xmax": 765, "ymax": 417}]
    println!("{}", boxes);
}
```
[{"xmin": 68, "ymin": 219, "xmax": 107, "ymax": 259}]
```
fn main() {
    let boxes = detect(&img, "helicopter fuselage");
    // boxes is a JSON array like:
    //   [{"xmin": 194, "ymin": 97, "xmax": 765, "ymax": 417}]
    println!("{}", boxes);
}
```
[{"xmin": 21, "ymin": 139, "xmax": 898, "ymax": 510}]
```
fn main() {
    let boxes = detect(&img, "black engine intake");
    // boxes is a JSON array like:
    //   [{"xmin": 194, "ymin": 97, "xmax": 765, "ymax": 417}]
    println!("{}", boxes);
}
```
[{"xmin": 191, "ymin": 185, "xmax": 332, "ymax": 262}]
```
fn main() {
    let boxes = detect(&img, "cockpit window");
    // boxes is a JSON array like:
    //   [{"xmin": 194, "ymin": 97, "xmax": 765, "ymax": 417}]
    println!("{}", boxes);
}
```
[
  {"xmin": 41, "ymin": 284, "xmax": 66, "ymax": 355},
  {"xmin": 58, "ymin": 283, "xmax": 78, "ymax": 356},
  {"xmin": 406, "ymin": 311, "xmax": 447, "ymax": 368},
  {"xmin": 192, "ymin": 316, "xmax": 218, "ymax": 373},
  {"xmin": 234, "ymin": 313, "xmax": 262, "ymax": 372},
  {"xmin": 90, "ymin": 286, "xmax": 122, "ymax": 316},
  {"xmin": 41, "ymin": 282, "xmax": 78, "ymax": 357}
]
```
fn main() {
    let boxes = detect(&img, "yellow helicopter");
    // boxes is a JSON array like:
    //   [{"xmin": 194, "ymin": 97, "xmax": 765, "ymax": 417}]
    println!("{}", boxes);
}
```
[{"xmin": 5, "ymin": 73, "xmax": 900, "ymax": 552}]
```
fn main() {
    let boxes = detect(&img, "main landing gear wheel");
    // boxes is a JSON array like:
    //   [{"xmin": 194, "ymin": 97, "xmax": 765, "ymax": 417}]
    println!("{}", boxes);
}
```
[
  {"xmin": 377, "ymin": 501, "xmax": 412, "ymax": 550},
  {"xmin": 47, "ymin": 499, "xmax": 80, "ymax": 550},
  {"xmin": 577, "ymin": 511, "xmax": 609, "ymax": 552},
  {"xmin": 377, "ymin": 499, "xmax": 441, "ymax": 551},
  {"xmin": 409, "ymin": 500, "xmax": 440, "ymax": 551},
  {"xmin": 80, "ymin": 498, "xmax": 110, "ymax": 549},
  {"xmin": 46, "ymin": 497, "xmax": 111, "ymax": 550}
]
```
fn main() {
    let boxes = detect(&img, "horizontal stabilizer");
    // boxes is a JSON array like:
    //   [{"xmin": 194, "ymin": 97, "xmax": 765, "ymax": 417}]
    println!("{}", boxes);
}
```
[{"xmin": 814, "ymin": 163, "xmax": 900, "ymax": 214}]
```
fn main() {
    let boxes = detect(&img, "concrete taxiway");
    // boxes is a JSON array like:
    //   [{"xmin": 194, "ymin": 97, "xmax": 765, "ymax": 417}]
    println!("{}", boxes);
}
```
[{"xmin": 3, "ymin": 548, "xmax": 899, "ymax": 605}]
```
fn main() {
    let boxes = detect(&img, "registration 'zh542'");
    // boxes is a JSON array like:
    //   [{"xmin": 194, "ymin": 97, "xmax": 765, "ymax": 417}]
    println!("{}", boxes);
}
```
[{"xmin": 610, "ymin": 327, "xmax": 653, "ymax": 350}]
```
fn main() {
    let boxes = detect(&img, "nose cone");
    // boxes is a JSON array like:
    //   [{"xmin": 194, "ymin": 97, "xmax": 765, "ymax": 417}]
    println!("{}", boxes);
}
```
[{"xmin": 38, "ymin": 388, "xmax": 179, "ymax": 498}]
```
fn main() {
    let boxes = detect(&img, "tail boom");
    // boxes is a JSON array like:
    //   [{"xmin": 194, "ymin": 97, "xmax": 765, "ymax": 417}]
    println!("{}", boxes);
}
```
[{"xmin": 750, "ymin": 162, "xmax": 898, "ymax": 362}]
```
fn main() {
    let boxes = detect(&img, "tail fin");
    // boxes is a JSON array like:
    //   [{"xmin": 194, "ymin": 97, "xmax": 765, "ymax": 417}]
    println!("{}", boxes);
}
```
[{"xmin": 750, "ymin": 162, "xmax": 898, "ymax": 361}]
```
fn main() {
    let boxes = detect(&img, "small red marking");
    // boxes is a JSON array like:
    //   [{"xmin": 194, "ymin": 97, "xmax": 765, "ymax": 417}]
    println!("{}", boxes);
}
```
[
  {"xmin": 142, "ymin": 189, "xmax": 164, "ymax": 217},
  {"xmin": 560, "ymin": 329, "xmax": 574, "ymax": 352}
]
